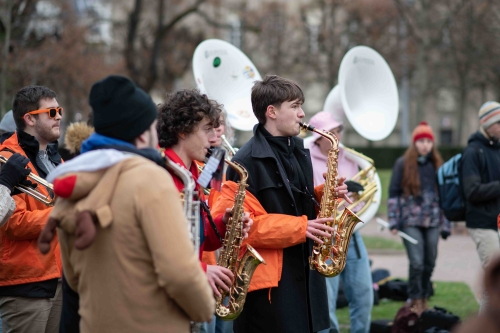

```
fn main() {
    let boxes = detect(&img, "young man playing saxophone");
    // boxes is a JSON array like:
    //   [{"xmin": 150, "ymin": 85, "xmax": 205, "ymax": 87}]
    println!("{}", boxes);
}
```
[
  {"xmin": 156, "ymin": 89, "xmax": 253, "ymax": 298},
  {"xmin": 210, "ymin": 75, "xmax": 350, "ymax": 333}
]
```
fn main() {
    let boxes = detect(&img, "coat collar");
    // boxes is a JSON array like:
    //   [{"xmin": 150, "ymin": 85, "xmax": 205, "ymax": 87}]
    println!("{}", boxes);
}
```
[
  {"xmin": 249, "ymin": 124, "xmax": 313, "ymax": 210},
  {"xmin": 16, "ymin": 130, "xmax": 61, "ymax": 165},
  {"xmin": 251, "ymin": 124, "xmax": 308, "ymax": 159}
]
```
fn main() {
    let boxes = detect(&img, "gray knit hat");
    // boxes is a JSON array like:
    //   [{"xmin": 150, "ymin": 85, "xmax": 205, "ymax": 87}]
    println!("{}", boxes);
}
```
[{"xmin": 479, "ymin": 101, "xmax": 500, "ymax": 129}]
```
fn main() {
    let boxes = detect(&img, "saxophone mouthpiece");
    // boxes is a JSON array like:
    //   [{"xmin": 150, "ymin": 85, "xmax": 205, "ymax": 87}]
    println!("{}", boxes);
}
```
[{"xmin": 299, "ymin": 122, "xmax": 315, "ymax": 132}]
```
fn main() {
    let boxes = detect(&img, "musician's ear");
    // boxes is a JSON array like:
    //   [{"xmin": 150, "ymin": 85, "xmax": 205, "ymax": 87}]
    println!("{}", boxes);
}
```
[
  {"xmin": 23, "ymin": 114, "xmax": 36, "ymax": 128},
  {"xmin": 267, "ymin": 105, "xmax": 277, "ymax": 120}
]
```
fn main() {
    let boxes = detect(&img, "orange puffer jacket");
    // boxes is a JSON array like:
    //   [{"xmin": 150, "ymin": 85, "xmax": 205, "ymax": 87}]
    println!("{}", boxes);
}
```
[{"xmin": 0, "ymin": 134, "xmax": 61, "ymax": 286}]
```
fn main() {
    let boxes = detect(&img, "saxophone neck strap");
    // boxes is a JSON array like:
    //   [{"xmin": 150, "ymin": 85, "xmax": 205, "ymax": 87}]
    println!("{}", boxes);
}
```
[
  {"xmin": 199, "ymin": 199, "xmax": 224, "ymax": 245},
  {"xmin": 288, "ymin": 182, "xmax": 320, "ymax": 208}
]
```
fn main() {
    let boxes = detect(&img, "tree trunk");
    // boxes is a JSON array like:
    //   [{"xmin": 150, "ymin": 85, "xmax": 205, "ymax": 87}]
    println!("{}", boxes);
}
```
[
  {"xmin": 0, "ymin": 0, "xmax": 13, "ymax": 116},
  {"xmin": 457, "ymin": 81, "xmax": 467, "ymax": 146},
  {"xmin": 125, "ymin": 0, "xmax": 143, "ymax": 83},
  {"xmin": 144, "ymin": 0, "xmax": 204, "ymax": 92}
]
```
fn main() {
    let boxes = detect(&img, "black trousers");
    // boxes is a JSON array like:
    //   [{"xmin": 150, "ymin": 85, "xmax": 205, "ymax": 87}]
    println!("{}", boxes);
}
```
[
  {"xmin": 59, "ymin": 275, "xmax": 80, "ymax": 333},
  {"xmin": 401, "ymin": 226, "xmax": 440, "ymax": 300}
]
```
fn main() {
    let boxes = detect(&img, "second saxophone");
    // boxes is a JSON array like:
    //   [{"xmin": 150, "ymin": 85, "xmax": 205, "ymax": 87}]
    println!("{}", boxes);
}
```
[
  {"xmin": 300, "ymin": 122, "xmax": 362, "ymax": 278},
  {"xmin": 215, "ymin": 159, "xmax": 266, "ymax": 321}
]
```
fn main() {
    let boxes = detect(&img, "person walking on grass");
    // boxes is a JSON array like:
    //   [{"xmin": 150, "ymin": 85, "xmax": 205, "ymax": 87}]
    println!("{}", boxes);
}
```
[{"xmin": 388, "ymin": 121, "xmax": 451, "ymax": 315}]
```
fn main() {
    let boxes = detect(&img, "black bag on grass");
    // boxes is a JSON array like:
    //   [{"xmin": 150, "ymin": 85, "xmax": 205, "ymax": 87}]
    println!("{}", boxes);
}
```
[
  {"xmin": 419, "ymin": 306, "xmax": 460, "ymax": 332},
  {"xmin": 379, "ymin": 279, "xmax": 408, "ymax": 301},
  {"xmin": 371, "ymin": 319, "xmax": 393, "ymax": 333},
  {"xmin": 423, "ymin": 328, "xmax": 449, "ymax": 333}
]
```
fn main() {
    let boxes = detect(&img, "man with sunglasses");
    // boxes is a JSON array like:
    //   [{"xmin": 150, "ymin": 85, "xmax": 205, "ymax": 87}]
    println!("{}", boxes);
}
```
[{"xmin": 0, "ymin": 85, "xmax": 63, "ymax": 333}]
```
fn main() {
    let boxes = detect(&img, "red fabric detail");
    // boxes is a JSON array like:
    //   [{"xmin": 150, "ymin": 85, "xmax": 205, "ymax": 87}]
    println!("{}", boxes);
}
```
[
  {"xmin": 53, "ymin": 175, "xmax": 77, "ymax": 198},
  {"xmin": 418, "ymin": 121, "xmax": 429, "ymax": 126},
  {"xmin": 163, "ymin": 148, "xmax": 224, "ymax": 260}
]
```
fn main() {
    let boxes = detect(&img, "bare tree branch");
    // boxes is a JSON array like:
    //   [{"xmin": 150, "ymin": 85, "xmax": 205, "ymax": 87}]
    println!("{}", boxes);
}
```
[
  {"xmin": 144, "ymin": 0, "xmax": 205, "ymax": 92},
  {"xmin": 126, "ymin": 0, "xmax": 143, "ymax": 81},
  {"xmin": 0, "ymin": 0, "xmax": 13, "ymax": 115},
  {"xmin": 195, "ymin": 10, "xmax": 261, "ymax": 33}
]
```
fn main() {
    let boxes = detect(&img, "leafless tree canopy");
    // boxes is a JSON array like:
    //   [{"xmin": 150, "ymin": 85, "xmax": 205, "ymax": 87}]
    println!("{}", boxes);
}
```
[{"xmin": 1, "ymin": 0, "xmax": 499, "ymax": 145}]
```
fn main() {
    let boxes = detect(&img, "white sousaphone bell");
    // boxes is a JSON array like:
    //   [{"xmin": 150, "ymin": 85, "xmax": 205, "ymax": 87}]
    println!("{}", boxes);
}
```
[
  {"xmin": 192, "ymin": 39, "xmax": 262, "ymax": 131},
  {"xmin": 305, "ymin": 46, "xmax": 399, "ymax": 231}
]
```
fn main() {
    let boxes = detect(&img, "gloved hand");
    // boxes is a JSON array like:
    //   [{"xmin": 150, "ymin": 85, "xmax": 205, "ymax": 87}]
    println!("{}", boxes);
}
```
[
  {"xmin": 345, "ymin": 180, "xmax": 364, "ymax": 193},
  {"xmin": 0, "ymin": 153, "xmax": 33, "ymax": 194},
  {"xmin": 441, "ymin": 230, "xmax": 451, "ymax": 240}
]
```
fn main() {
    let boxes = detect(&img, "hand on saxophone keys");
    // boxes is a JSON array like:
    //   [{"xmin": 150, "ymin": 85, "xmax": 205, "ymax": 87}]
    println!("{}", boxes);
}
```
[
  {"xmin": 306, "ymin": 218, "xmax": 335, "ymax": 244},
  {"xmin": 221, "ymin": 208, "xmax": 253, "ymax": 240},
  {"xmin": 323, "ymin": 174, "xmax": 353, "ymax": 205},
  {"xmin": 207, "ymin": 265, "xmax": 234, "ymax": 298}
]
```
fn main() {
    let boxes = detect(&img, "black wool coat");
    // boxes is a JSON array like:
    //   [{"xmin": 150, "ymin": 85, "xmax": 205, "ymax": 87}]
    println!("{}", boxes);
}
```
[{"xmin": 226, "ymin": 124, "xmax": 329, "ymax": 333}]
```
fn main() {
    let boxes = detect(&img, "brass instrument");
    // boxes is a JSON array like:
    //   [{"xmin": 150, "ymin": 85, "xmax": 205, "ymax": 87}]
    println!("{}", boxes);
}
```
[
  {"xmin": 336, "ymin": 146, "xmax": 379, "ymax": 220},
  {"xmin": 0, "ymin": 155, "xmax": 56, "ymax": 206},
  {"xmin": 162, "ymin": 153, "xmax": 201, "ymax": 253},
  {"xmin": 221, "ymin": 135, "xmax": 238, "ymax": 157},
  {"xmin": 161, "ymin": 151, "xmax": 202, "ymax": 332},
  {"xmin": 215, "ymin": 159, "xmax": 266, "ymax": 321},
  {"xmin": 299, "ymin": 122, "xmax": 362, "ymax": 278}
]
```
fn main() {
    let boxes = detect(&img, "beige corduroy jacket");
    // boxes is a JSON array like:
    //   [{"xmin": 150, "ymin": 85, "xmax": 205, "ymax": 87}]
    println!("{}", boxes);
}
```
[{"xmin": 51, "ymin": 153, "xmax": 215, "ymax": 333}]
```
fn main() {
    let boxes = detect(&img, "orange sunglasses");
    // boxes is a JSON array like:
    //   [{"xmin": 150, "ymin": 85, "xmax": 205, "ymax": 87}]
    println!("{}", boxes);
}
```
[{"xmin": 26, "ymin": 107, "xmax": 63, "ymax": 119}]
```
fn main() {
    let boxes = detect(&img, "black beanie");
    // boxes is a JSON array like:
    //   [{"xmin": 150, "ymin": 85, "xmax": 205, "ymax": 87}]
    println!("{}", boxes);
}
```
[{"xmin": 89, "ymin": 75, "xmax": 157, "ymax": 142}]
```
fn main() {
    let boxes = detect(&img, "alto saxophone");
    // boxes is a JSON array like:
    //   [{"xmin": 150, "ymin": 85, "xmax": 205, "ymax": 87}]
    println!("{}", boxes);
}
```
[
  {"xmin": 215, "ymin": 159, "xmax": 266, "ymax": 321},
  {"xmin": 300, "ymin": 122, "xmax": 362, "ymax": 278}
]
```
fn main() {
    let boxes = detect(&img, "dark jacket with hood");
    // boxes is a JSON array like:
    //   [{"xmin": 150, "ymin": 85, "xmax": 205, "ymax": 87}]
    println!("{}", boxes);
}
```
[
  {"xmin": 462, "ymin": 130, "xmax": 500, "ymax": 230},
  {"xmin": 226, "ymin": 124, "xmax": 329, "ymax": 333}
]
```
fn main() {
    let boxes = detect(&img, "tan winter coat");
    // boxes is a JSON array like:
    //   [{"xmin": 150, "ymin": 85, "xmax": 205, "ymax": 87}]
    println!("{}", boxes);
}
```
[{"xmin": 51, "ymin": 152, "xmax": 214, "ymax": 333}]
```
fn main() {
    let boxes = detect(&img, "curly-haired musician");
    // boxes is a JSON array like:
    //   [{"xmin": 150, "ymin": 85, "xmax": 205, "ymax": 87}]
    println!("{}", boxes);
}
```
[
  {"xmin": 157, "ymin": 89, "xmax": 253, "ymax": 299},
  {"xmin": 211, "ymin": 75, "xmax": 349, "ymax": 333}
]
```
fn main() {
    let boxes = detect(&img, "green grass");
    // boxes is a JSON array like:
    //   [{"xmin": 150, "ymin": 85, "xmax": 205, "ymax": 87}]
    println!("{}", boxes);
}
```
[
  {"xmin": 336, "ymin": 281, "xmax": 479, "ymax": 333},
  {"xmin": 362, "ymin": 235, "xmax": 405, "ymax": 251},
  {"xmin": 376, "ymin": 169, "xmax": 392, "ymax": 215}
]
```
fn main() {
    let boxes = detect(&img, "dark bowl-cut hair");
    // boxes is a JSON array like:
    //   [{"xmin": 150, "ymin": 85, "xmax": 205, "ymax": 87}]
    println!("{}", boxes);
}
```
[
  {"xmin": 12, "ymin": 86, "xmax": 57, "ymax": 131},
  {"xmin": 251, "ymin": 75, "xmax": 305, "ymax": 125},
  {"xmin": 157, "ymin": 89, "xmax": 222, "ymax": 148}
]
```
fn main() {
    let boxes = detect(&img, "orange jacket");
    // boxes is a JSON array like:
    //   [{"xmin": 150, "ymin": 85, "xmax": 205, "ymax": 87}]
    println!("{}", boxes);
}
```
[
  {"xmin": 201, "ymin": 189, "xmax": 223, "ymax": 266},
  {"xmin": 210, "ymin": 181, "xmax": 313, "ymax": 292},
  {"xmin": 0, "ymin": 133, "xmax": 62, "ymax": 286}
]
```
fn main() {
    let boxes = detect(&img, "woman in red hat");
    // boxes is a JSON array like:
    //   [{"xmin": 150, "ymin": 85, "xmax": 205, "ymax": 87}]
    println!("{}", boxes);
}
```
[{"xmin": 388, "ymin": 122, "xmax": 451, "ymax": 315}]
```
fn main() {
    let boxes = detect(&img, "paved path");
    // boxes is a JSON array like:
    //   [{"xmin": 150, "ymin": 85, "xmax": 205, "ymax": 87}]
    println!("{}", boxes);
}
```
[{"xmin": 359, "ymin": 219, "xmax": 483, "ymax": 302}]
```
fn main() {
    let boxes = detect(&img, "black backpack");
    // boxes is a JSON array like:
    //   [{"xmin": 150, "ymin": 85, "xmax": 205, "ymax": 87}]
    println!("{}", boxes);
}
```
[
  {"xmin": 418, "ymin": 306, "xmax": 460, "ymax": 332},
  {"xmin": 437, "ymin": 147, "xmax": 484, "ymax": 221}
]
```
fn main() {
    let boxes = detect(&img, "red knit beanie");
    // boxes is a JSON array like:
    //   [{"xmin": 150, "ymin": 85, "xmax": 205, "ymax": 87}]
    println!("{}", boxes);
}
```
[{"xmin": 412, "ymin": 121, "xmax": 434, "ymax": 143}]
